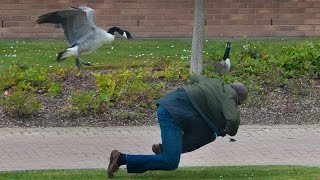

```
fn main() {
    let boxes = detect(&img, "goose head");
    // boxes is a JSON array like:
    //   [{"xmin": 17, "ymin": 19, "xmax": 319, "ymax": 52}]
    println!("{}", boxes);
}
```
[
  {"xmin": 107, "ymin": 26, "xmax": 133, "ymax": 40},
  {"xmin": 122, "ymin": 30, "xmax": 133, "ymax": 40}
]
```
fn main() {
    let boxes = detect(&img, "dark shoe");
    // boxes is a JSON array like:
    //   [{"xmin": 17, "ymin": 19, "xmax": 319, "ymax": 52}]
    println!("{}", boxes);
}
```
[
  {"xmin": 152, "ymin": 143, "xmax": 162, "ymax": 154},
  {"xmin": 108, "ymin": 150, "xmax": 121, "ymax": 178}
]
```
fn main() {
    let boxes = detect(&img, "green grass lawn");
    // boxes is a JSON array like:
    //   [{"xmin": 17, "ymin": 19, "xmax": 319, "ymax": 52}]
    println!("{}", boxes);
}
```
[
  {"xmin": 0, "ymin": 166, "xmax": 319, "ymax": 180},
  {"xmin": 1, "ymin": 37, "xmax": 319, "ymax": 70}
]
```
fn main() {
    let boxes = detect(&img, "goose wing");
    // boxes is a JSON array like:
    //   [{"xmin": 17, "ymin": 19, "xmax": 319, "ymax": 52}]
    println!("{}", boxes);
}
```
[
  {"xmin": 36, "ymin": 7, "xmax": 94, "ymax": 47},
  {"xmin": 73, "ymin": 7, "xmax": 96, "ymax": 27}
]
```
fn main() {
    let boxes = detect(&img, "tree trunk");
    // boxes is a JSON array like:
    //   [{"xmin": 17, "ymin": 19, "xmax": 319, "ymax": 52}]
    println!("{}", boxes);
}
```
[{"xmin": 190, "ymin": 0, "xmax": 205, "ymax": 75}]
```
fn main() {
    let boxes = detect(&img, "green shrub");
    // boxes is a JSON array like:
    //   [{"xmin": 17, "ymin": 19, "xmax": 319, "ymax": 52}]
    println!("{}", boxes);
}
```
[
  {"xmin": 278, "ymin": 42, "xmax": 320, "ymax": 78},
  {"xmin": 94, "ymin": 67, "xmax": 165, "ymax": 108},
  {"xmin": 48, "ymin": 82, "xmax": 63, "ymax": 97},
  {"xmin": 24, "ymin": 67, "xmax": 48, "ymax": 87},
  {"xmin": 0, "ymin": 89, "xmax": 41, "ymax": 117},
  {"xmin": 0, "ymin": 65, "xmax": 25, "ymax": 91},
  {"xmin": 151, "ymin": 60, "xmax": 189, "ymax": 80},
  {"xmin": 111, "ymin": 110, "xmax": 130, "ymax": 120},
  {"xmin": 67, "ymin": 91, "xmax": 103, "ymax": 115},
  {"xmin": 94, "ymin": 72, "xmax": 117, "ymax": 102},
  {"xmin": 0, "ymin": 64, "xmax": 65, "ymax": 96}
]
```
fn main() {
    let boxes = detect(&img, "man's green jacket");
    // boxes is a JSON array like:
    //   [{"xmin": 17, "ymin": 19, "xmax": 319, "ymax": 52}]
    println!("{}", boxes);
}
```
[{"xmin": 184, "ymin": 75, "xmax": 240, "ymax": 136}]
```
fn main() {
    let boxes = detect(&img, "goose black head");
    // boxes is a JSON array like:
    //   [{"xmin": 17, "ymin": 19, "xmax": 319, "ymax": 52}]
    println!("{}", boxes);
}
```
[
  {"xmin": 107, "ymin": 26, "xmax": 133, "ymax": 40},
  {"xmin": 122, "ymin": 30, "xmax": 133, "ymax": 40},
  {"xmin": 226, "ymin": 42, "xmax": 231, "ymax": 48}
]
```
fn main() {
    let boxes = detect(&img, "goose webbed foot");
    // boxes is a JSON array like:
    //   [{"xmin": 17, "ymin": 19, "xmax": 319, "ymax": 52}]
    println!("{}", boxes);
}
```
[
  {"xmin": 81, "ymin": 61, "xmax": 92, "ymax": 66},
  {"xmin": 75, "ymin": 57, "xmax": 82, "ymax": 69},
  {"xmin": 75, "ymin": 57, "xmax": 92, "ymax": 69}
]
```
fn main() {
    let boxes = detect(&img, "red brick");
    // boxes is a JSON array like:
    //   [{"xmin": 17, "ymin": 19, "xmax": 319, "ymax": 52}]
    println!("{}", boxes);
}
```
[
  {"xmin": 0, "ymin": 0, "xmax": 10, "ymax": 3},
  {"xmin": 314, "ymin": 26, "xmax": 320, "ymax": 31},
  {"xmin": 305, "ymin": 31, "xmax": 320, "ymax": 36},
  {"xmin": 180, "ymin": 3, "xmax": 193, "ymax": 8},
  {"xmin": 0, "ymin": 4, "xmax": 10, "ymax": 9},
  {"xmin": 0, "ymin": 1, "xmax": 320, "ymax": 38},
  {"xmin": 312, "ymin": 2, "xmax": 320, "ymax": 7},
  {"xmin": 214, "ymin": 2, "xmax": 233, "ymax": 8},
  {"xmin": 279, "ymin": 8, "xmax": 305, "ymax": 14},
  {"xmin": 297, "ymin": 2, "xmax": 313, "ymax": 8},
  {"xmin": 305, "ymin": 19, "xmax": 320, "ymax": 25},
  {"xmin": 255, "ymin": 8, "xmax": 273, "ymax": 14},
  {"xmin": 139, "ymin": 20, "xmax": 192, "ymax": 26},
  {"xmin": 38, "ymin": 27, "xmax": 63, "ymax": 33},
  {"xmin": 71, "ymin": 0, "xmax": 88, "ymax": 3},
  {"xmin": 2, "ymin": 32, "xmax": 39, "ymax": 38},
  {"xmin": 146, "ymin": 15, "xmax": 163, "ymax": 20},
  {"xmin": 247, "ymin": 2, "xmax": 265, "ymax": 8},
  {"xmin": 12, "ymin": 16, "xmax": 30, "ymax": 21},
  {"xmin": 0, "ymin": 16, "xmax": 11, "ymax": 21},
  {"xmin": 255, "ymin": 19, "xmax": 271, "ymax": 25},
  {"xmin": 32, "ymin": 4, "xmax": 46, "ymax": 9},
  {"xmin": 279, "ymin": 14, "xmax": 304, "ymax": 19},
  {"xmin": 273, "ymin": 19, "xmax": 305, "ymax": 25},
  {"xmin": 4, "ymin": 21, "xmax": 35, "ymax": 27},
  {"xmin": 206, "ymin": 20, "xmax": 223, "ymax": 26},
  {"xmin": 122, "ymin": 0, "xmax": 138, "ymax": 3},
  {"xmin": 238, "ymin": 8, "xmax": 255, "ymax": 14},
  {"xmin": 94, "ymin": 9, "xmax": 121, "ymax": 15},
  {"xmin": 163, "ymin": 14, "xmax": 193, "ymax": 20},
  {"xmin": 296, "ymin": 25, "xmax": 315, "ymax": 31},
  {"xmin": 271, "ymin": 31, "xmax": 305, "ymax": 37},
  {"xmin": 230, "ymin": 3, "xmax": 247, "ymax": 8},
  {"xmin": 305, "ymin": 8, "xmax": 320, "ymax": 13},
  {"xmin": 276, "ymin": 25, "xmax": 296, "ymax": 31},
  {"xmin": 280, "ymin": 2, "xmax": 298, "ymax": 8},
  {"xmin": 206, "ymin": 8, "xmax": 239, "ymax": 14}
]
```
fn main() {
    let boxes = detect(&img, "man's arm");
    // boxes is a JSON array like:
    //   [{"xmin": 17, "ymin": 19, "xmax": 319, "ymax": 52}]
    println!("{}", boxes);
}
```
[
  {"xmin": 225, "ymin": 112, "xmax": 240, "ymax": 136},
  {"xmin": 222, "ymin": 103, "xmax": 240, "ymax": 136}
]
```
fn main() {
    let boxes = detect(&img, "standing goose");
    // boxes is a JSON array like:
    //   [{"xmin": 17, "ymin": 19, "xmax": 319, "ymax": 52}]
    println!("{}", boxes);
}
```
[
  {"xmin": 217, "ymin": 42, "xmax": 231, "ymax": 72},
  {"xmin": 204, "ymin": 42, "xmax": 231, "ymax": 74},
  {"xmin": 36, "ymin": 7, "xmax": 133, "ymax": 68}
]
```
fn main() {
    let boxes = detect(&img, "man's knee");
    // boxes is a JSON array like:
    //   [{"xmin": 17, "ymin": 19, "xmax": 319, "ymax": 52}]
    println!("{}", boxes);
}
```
[
  {"xmin": 164, "ymin": 158, "xmax": 179, "ymax": 170},
  {"xmin": 166, "ymin": 162, "xmax": 179, "ymax": 170}
]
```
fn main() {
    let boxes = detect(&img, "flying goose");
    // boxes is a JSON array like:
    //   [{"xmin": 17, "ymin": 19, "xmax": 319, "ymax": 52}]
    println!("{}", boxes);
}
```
[
  {"xmin": 36, "ymin": 7, "xmax": 133, "ymax": 68},
  {"xmin": 204, "ymin": 42, "xmax": 231, "ymax": 74}
]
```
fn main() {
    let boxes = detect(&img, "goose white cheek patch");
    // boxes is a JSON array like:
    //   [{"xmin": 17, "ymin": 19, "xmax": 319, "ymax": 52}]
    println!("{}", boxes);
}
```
[{"xmin": 122, "ymin": 32, "xmax": 127, "ymax": 38}]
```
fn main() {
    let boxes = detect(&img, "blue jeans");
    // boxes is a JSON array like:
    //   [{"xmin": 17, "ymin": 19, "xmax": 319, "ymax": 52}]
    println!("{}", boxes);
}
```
[{"xmin": 126, "ymin": 105, "xmax": 183, "ymax": 173}]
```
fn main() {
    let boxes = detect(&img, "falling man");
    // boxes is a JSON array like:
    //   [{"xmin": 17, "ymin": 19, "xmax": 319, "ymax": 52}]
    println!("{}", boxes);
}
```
[{"xmin": 107, "ymin": 75, "xmax": 248, "ymax": 178}]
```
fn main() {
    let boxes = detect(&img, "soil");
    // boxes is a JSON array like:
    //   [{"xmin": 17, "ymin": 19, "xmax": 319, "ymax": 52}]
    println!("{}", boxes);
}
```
[{"xmin": 0, "ymin": 70, "xmax": 319, "ymax": 128}]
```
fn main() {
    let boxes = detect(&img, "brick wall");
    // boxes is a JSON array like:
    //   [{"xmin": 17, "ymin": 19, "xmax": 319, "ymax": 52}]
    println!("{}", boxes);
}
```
[{"xmin": 1, "ymin": 0, "xmax": 320, "ymax": 39}]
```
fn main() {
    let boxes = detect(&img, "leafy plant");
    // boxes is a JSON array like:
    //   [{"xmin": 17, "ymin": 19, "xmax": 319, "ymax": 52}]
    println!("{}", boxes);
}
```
[
  {"xmin": 152, "ymin": 60, "xmax": 189, "ymax": 80},
  {"xmin": 0, "ymin": 89, "xmax": 41, "ymax": 117},
  {"xmin": 0, "ymin": 64, "xmax": 25, "ymax": 91},
  {"xmin": 0, "ymin": 64, "xmax": 65, "ymax": 96},
  {"xmin": 67, "ymin": 91, "xmax": 103, "ymax": 116},
  {"xmin": 48, "ymin": 82, "xmax": 63, "ymax": 97},
  {"xmin": 94, "ymin": 72, "xmax": 117, "ymax": 103},
  {"xmin": 111, "ymin": 110, "xmax": 130, "ymax": 120},
  {"xmin": 278, "ymin": 42, "xmax": 320, "ymax": 78},
  {"xmin": 94, "ymin": 67, "xmax": 165, "ymax": 109}
]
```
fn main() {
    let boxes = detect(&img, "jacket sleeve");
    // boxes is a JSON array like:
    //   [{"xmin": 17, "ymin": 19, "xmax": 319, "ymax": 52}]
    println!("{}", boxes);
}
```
[
  {"xmin": 222, "ymin": 102, "xmax": 240, "ymax": 136},
  {"xmin": 190, "ymin": 75, "xmax": 211, "ymax": 84}
]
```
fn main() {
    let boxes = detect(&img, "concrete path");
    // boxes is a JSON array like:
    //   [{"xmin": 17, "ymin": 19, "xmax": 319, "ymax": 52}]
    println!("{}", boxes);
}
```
[{"xmin": 0, "ymin": 125, "xmax": 319, "ymax": 171}]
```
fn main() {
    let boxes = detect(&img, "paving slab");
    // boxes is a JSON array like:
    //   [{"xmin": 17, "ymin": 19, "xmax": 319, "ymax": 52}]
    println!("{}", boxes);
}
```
[{"xmin": 0, "ymin": 125, "xmax": 319, "ymax": 171}]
